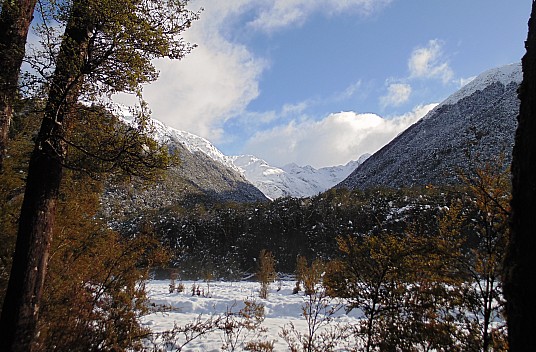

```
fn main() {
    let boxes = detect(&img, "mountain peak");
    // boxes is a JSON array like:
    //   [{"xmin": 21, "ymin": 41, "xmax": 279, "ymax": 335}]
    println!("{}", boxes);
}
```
[
  {"xmin": 443, "ymin": 62, "xmax": 522, "ymax": 106},
  {"xmin": 140, "ymin": 118, "xmax": 369, "ymax": 200},
  {"xmin": 337, "ymin": 63, "xmax": 521, "ymax": 191},
  {"xmin": 232, "ymin": 156, "xmax": 368, "ymax": 200}
]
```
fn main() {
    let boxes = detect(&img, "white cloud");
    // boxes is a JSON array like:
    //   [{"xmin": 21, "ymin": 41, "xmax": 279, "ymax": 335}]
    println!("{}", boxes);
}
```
[
  {"xmin": 380, "ymin": 83, "xmax": 412, "ymax": 108},
  {"xmin": 332, "ymin": 80, "xmax": 363, "ymax": 101},
  {"xmin": 408, "ymin": 40, "xmax": 453, "ymax": 83},
  {"xmin": 243, "ymin": 104, "xmax": 438, "ymax": 168},
  {"xmin": 115, "ymin": 0, "xmax": 392, "ymax": 142},
  {"xmin": 114, "ymin": 0, "xmax": 393, "ymax": 142},
  {"xmin": 249, "ymin": 0, "xmax": 393, "ymax": 32},
  {"xmin": 282, "ymin": 101, "xmax": 309, "ymax": 116},
  {"xmin": 134, "ymin": 1, "xmax": 265, "ymax": 142}
]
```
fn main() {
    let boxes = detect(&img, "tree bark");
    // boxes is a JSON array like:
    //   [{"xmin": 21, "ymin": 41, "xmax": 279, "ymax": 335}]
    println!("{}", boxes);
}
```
[
  {"xmin": 504, "ymin": 1, "xmax": 536, "ymax": 350},
  {"xmin": 0, "ymin": 2, "xmax": 90, "ymax": 350},
  {"xmin": 0, "ymin": 0, "xmax": 38, "ymax": 173}
]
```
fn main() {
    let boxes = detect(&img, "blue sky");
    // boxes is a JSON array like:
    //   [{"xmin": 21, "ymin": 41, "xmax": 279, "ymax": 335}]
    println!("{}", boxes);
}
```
[{"xmin": 136, "ymin": 0, "xmax": 531, "ymax": 168}]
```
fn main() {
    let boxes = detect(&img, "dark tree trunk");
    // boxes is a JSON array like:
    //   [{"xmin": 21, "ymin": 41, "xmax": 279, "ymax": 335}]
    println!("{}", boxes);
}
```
[
  {"xmin": 0, "ymin": 2, "xmax": 90, "ymax": 350},
  {"xmin": 0, "ymin": 0, "xmax": 38, "ymax": 173},
  {"xmin": 504, "ymin": 1, "xmax": 536, "ymax": 350}
]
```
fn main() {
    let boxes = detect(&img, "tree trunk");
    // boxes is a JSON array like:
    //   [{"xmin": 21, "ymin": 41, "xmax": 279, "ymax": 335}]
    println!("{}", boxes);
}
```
[
  {"xmin": 504, "ymin": 1, "xmax": 536, "ymax": 350},
  {"xmin": 0, "ymin": 2, "xmax": 90, "ymax": 350},
  {"xmin": 0, "ymin": 0, "xmax": 38, "ymax": 173}
]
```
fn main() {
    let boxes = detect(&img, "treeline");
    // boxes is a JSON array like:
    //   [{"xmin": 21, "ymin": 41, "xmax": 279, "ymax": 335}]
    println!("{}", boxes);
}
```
[
  {"xmin": 117, "ymin": 187, "xmax": 444, "ymax": 277},
  {"xmin": 117, "ymin": 161, "xmax": 506, "ymax": 280}
]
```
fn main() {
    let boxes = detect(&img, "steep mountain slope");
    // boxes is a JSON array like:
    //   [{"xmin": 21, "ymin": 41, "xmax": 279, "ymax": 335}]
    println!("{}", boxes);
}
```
[
  {"xmin": 148, "ymin": 118, "xmax": 369, "ymax": 200},
  {"xmin": 103, "ymin": 120, "xmax": 268, "ymax": 219},
  {"xmin": 231, "ymin": 155, "xmax": 369, "ymax": 199},
  {"xmin": 338, "ymin": 63, "xmax": 522, "ymax": 190},
  {"xmin": 148, "ymin": 119, "xmax": 268, "ymax": 203}
]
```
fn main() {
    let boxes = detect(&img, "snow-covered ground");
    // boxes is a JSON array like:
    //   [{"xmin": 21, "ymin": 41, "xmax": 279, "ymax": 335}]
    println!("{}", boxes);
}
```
[{"xmin": 143, "ymin": 280, "xmax": 361, "ymax": 351}]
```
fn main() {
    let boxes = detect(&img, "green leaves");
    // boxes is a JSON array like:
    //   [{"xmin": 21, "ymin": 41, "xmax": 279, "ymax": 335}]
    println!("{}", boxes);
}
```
[
  {"xmin": 64, "ymin": 102, "xmax": 177, "ymax": 181},
  {"xmin": 28, "ymin": 0, "xmax": 199, "ymax": 102}
]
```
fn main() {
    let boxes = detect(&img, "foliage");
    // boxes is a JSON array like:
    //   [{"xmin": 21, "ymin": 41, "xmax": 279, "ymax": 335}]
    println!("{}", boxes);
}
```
[
  {"xmin": 0, "ymin": 102, "xmax": 39, "ymax": 315},
  {"xmin": 1, "ymin": 0, "xmax": 198, "ymax": 347},
  {"xmin": 0, "ymin": 0, "xmax": 38, "ymax": 172},
  {"xmin": 322, "ymin": 160, "xmax": 511, "ymax": 351},
  {"xmin": 64, "ymin": 103, "xmax": 177, "ymax": 180},
  {"xmin": 36, "ymin": 172, "xmax": 168, "ymax": 351},
  {"xmin": 219, "ymin": 299, "xmax": 270, "ymax": 352},
  {"xmin": 0, "ymin": 104, "xmax": 170, "ymax": 351},
  {"xmin": 450, "ymin": 160, "xmax": 511, "ymax": 351},
  {"xmin": 280, "ymin": 286, "xmax": 347, "ymax": 352},
  {"xmin": 257, "ymin": 249, "xmax": 276, "ymax": 299},
  {"xmin": 295, "ymin": 256, "xmax": 325, "ymax": 296},
  {"xmin": 26, "ymin": 0, "xmax": 199, "ymax": 101},
  {"xmin": 145, "ymin": 300, "xmax": 273, "ymax": 352},
  {"xmin": 146, "ymin": 314, "xmax": 223, "ymax": 352}
]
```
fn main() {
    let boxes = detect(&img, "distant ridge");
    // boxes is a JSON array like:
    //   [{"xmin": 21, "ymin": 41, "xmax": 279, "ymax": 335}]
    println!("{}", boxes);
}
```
[
  {"xmin": 149, "ymin": 118, "xmax": 369, "ymax": 200},
  {"xmin": 231, "ymin": 154, "xmax": 369, "ymax": 200}
]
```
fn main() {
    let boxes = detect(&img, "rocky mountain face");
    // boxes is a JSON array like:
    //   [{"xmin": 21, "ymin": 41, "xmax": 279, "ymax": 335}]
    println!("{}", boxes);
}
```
[
  {"xmin": 337, "ymin": 63, "xmax": 522, "ymax": 190},
  {"xmin": 154, "ymin": 122, "xmax": 267, "ymax": 204}
]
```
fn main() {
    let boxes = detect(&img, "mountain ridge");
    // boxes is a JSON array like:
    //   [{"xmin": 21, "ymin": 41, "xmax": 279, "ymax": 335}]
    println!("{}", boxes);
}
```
[
  {"xmin": 231, "ymin": 154, "xmax": 369, "ymax": 199},
  {"xmin": 337, "ymin": 63, "xmax": 522, "ymax": 190},
  {"xmin": 148, "ymin": 118, "xmax": 369, "ymax": 199}
]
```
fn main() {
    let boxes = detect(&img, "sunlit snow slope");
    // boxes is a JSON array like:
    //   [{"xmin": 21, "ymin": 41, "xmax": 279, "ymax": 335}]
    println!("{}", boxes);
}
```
[{"xmin": 149, "ymin": 119, "xmax": 369, "ymax": 199}]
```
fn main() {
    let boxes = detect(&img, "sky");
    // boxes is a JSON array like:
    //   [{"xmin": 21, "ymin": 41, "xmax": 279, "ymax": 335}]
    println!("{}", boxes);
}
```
[{"xmin": 120, "ymin": 0, "xmax": 532, "ymax": 168}]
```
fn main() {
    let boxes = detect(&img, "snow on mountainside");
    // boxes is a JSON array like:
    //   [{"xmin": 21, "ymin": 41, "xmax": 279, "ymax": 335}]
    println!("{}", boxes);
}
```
[
  {"xmin": 142, "ymin": 118, "xmax": 369, "ymax": 200},
  {"xmin": 338, "ymin": 63, "xmax": 522, "ymax": 191},
  {"xmin": 442, "ymin": 63, "xmax": 522, "ymax": 106},
  {"xmin": 231, "ymin": 154, "xmax": 369, "ymax": 200},
  {"xmin": 148, "ymin": 119, "xmax": 242, "ymax": 174},
  {"xmin": 114, "ymin": 116, "xmax": 267, "ymax": 205}
]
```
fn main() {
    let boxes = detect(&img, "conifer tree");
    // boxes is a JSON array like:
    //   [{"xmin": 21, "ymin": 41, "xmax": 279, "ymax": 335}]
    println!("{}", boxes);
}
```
[{"xmin": 0, "ymin": 1, "xmax": 198, "ymax": 350}]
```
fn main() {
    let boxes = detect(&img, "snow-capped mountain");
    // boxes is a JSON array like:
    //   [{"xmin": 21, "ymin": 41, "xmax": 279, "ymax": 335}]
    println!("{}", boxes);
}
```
[
  {"xmin": 111, "ymin": 116, "xmax": 267, "ymax": 209},
  {"xmin": 231, "ymin": 154, "xmax": 369, "ymax": 200},
  {"xmin": 117, "ymin": 63, "xmax": 521, "ymax": 200},
  {"xmin": 146, "ymin": 118, "xmax": 241, "ymax": 174},
  {"xmin": 338, "ymin": 63, "xmax": 522, "ymax": 190},
  {"xmin": 145, "ymin": 118, "xmax": 368, "ymax": 199}
]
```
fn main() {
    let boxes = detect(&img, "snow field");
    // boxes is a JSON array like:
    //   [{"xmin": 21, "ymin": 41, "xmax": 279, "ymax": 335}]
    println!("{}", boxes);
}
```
[{"xmin": 143, "ymin": 280, "xmax": 361, "ymax": 351}]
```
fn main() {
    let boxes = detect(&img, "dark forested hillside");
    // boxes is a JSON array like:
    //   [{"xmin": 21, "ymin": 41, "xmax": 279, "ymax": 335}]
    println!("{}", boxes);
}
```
[
  {"xmin": 101, "ymin": 139, "xmax": 268, "ymax": 226},
  {"xmin": 115, "ymin": 186, "xmax": 458, "ymax": 277}
]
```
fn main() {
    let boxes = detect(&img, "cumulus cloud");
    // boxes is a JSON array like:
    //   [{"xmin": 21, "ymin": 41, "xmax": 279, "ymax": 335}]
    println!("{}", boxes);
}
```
[
  {"xmin": 380, "ymin": 83, "xmax": 412, "ymax": 108},
  {"xmin": 408, "ymin": 40, "xmax": 453, "ymax": 83},
  {"xmin": 249, "ymin": 0, "xmax": 393, "ymax": 32},
  {"xmin": 113, "ymin": 0, "xmax": 392, "ymax": 142},
  {"xmin": 243, "ymin": 104, "xmax": 438, "ymax": 168},
  {"xmin": 132, "ymin": 2, "xmax": 264, "ymax": 142}
]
